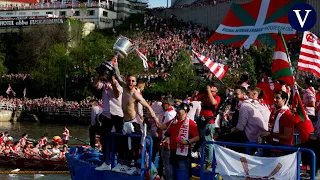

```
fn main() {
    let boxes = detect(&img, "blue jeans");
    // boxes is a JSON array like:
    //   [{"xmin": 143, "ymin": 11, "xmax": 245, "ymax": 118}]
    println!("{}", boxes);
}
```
[
  {"xmin": 169, "ymin": 152, "xmax": 190, "ymax": 180},
  {"xmin": 204, "ymin": 124, "xmax": 215, "ymax": 164}
]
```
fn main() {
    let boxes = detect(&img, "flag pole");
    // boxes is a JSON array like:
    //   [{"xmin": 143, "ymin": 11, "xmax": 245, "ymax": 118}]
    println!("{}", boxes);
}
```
[
  {"xmin": 278, "ymin": 31, "xmax": 296, "ymax": 82},
  {"xmin": 278, "ymin": 31, "xmax": 295, "ymax": 76}
]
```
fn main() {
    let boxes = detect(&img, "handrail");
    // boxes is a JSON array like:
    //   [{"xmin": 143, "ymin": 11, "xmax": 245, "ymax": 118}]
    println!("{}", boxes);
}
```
[
  {"xmin": 108, "ymin": 132, "xmax": 153, "ymax": 179},
  {"xmin": 200, "ymin": 141, "xmax": 316, "ymax": 180}
]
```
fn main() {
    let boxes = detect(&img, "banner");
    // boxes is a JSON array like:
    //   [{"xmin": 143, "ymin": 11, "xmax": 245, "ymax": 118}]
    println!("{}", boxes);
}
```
[
  {"xmin": 0, "ymin": 18, "xmax": 66, "ymax": 27},
  {"xmin": 298, "ymin": 31, "xmax": 320, "ymax": 78},
  {"xmin": 213, "ymin": 144, "xmax": 298, "ymax": 179},
  {"xmin": 208, "ymin": 0, "xmax": 303, "ymax": 48}
]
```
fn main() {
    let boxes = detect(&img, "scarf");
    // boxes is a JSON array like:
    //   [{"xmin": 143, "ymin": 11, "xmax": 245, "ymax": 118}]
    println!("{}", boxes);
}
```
[
  {"xmin": 272, "ymin": 106, "xmax": 289, "ymax": 142},
  {"xmin": 309, "ymin": 87, "xmax": 315, "ymax": 95},
  {"xmin": 176, "ymin": 116, "xmax": 190, "ymax": 156}
]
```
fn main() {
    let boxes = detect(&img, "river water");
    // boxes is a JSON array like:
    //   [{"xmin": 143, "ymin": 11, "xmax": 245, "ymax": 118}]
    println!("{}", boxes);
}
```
[{"xmin": 0, "ymin": 121, "xmax": 90, "ymax": 180}]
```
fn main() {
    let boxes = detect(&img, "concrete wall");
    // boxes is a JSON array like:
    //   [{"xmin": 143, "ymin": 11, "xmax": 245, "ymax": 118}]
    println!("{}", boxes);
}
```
[
  {"xmin": 153, "ymin": 0, "xmax": 320, "ymax": 36},
  {"xmin": 153, "ymin": 0, "xmax": 251, "ymax": 31}
]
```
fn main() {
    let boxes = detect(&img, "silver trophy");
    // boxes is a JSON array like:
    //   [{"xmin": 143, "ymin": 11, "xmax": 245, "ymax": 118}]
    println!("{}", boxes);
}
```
[{"xmin": 113, "ymin": 36, "xmax": 137, "ymax": 58}]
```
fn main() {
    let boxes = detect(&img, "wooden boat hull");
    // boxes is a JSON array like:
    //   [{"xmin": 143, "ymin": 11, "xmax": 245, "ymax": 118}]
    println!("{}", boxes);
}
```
[{"xmin": 0, "ymin": 155, "xmax": 68, "ymax": 171}]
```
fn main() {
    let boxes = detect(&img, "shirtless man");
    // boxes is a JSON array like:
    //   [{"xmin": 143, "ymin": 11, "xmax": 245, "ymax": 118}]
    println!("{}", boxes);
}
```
[
  {"xmin": 114, "ymin": 64, "xmax": 159, "ymax": 164},
  {"xmin": 114, "ymin": 65, "xmax": 159, "ymax": 124}
]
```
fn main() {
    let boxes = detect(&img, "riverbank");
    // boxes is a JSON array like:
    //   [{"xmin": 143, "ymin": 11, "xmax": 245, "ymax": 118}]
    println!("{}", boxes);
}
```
[{"xmin": 19, "ymin": 109, "xmax": 91, "ymax": 125}]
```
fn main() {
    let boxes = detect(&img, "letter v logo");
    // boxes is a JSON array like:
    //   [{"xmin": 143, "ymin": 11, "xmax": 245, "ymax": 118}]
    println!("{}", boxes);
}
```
[
  {"xmin": 289, "ymin": 3, "xmax": 317, "ymax": 31},
  {"xmin": 293, "ymin": 10, "xmax": 312, "ymax": 28}
]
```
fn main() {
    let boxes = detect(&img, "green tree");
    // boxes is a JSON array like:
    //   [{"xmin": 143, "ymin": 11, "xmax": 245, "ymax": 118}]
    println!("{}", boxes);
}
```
[
  {"xmin": 0, "ymin": 42, "xmax": 8, "ymax": 74},
  {"xmin": 16, "ymin": 23, "xmax": 69, "ymax": 73},
  {"xmin": 31, "ymin": 44, "xmax": 71, "ymax": 97},
  {"xmin": 145, "ymin": 50, "xmax": 201, "ymax": 98}
]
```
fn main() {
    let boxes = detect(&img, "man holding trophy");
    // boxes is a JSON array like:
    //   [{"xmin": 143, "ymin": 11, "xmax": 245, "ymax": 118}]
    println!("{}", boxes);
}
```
[
  {"xmin": 113, "ymin": 36, "xmax": 160, "ymax": 165},
  {"xmin": 94, "ymin": 36, "xmax": 160, "ymax": 171},
  {"xmin": 94, "ymin": 61, "xmax": 124, "ymax": 171}
]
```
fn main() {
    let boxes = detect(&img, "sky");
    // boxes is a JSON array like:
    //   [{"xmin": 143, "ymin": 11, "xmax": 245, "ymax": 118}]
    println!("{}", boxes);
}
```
[{"xmin": 148, "ymin": 0, "xmax": 171, "ymax": 8}]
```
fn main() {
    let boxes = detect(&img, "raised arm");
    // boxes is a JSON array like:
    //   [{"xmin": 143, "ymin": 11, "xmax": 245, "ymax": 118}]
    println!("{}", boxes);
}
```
[
  {"xmin": 111, "ymin": 76, "xmax": 122, "ymax": 98},
  {"xmin": 133, "ymin": 92, "xmax": 159, "ymax": 125},
  {"xmin": 94, "ymin": 75, "xmax": 103, "ymax": 89},
  {"xmin": 113, "ymin": 62, "xmax": 127, "ymax": 87}
]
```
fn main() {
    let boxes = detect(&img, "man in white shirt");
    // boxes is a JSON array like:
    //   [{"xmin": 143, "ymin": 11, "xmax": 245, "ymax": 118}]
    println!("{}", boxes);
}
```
[
  {"xmin": 187, "ymin": 100, "xmax": 201, "ymax": 121},
  {"xmin": 89, "ymin": 100, "xmax": 102, "ymax": 148},
  {"xmin": 94, "ymin": 66, "xmax": 124, "ymax": 171}
]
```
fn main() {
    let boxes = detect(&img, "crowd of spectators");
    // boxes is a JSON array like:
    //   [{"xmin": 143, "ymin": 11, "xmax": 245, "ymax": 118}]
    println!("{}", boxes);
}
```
[
  {"xmin": 151, "ymin": 0, "xmax": 232, "ymax": 11},
  {"xmin": 0, "ymin": 96, "xmax": 95, "ymax": 112},
  {"xmin": 130, "ymin": 14, "xmax": 246, "ymax": 80}
]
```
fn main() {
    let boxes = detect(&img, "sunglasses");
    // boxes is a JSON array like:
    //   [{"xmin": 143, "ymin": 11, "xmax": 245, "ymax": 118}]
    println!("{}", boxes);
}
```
[{"xmin": 127, "ymin": 80, "xmax": 136, "ymax": 82}]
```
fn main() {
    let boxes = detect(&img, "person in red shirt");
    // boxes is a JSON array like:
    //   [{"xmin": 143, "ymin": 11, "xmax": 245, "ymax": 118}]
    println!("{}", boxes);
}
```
[
  {"xmin": 260, "ymin": 90, "xmax": 298, "ymax": 157},
  {"xmin": 192, "ymin": 82, "xmax": 220, "ymax": 152},
  {"xmin": 195, "ymin": 82, "xmax": 221, "ymax": 119},
  {"xmin": 163, "ymin": 103, "xmax": 199, "ymax": 179}
]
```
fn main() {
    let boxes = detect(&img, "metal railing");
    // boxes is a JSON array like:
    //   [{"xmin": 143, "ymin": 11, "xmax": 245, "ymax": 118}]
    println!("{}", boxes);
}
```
[
  {"xmin": 38, "ymin": 107, "xmax": 91, "ymax": 117},
  {"xmin": 0, "ymin": 103, "xmax": 17, "ymax": 111}
]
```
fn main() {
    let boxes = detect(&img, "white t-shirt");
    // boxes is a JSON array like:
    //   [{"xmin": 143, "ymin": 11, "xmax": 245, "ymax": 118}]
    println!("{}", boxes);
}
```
[
  {"xmin": 187, "ymin": 101, "xmax": 201, "ymax": 120},
  {"xmin": 97, "ymin": 80, "xmax": 123, "ymax": 118},
  {"xmin": 52, "ymin": 148, "xmax": 60, "ymax": 154},
  {"xmin": 108, "ymin": 81, "xmax": 124, "ymax": 117},
  {"xmin": 151, "ymin": 101, "xmax": 164, "ymax": 137},
  {"xmin": 161, "ymin": 106, "xmax": 176, "ymax": 139}
]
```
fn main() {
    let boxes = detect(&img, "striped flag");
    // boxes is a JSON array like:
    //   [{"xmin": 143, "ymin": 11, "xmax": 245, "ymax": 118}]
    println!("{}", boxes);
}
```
[
  {"xmin": 271, "ymin": 33, "xmax": 294, "ymax": 86},
  {"xmin": 136, "ymin": 49, "xmax": 149, "ymax": 70},
  {"xmin": 298, "ymin": 31, "xmax": 320, "ymax": 78},
  {"xmin": 192, "ymin": 50, "xmax": 228, "ymax": 80}
]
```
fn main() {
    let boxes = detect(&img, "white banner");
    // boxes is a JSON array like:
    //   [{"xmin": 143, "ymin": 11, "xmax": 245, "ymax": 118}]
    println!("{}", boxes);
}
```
[{"xmin": 213, "ymin": 144, "xmax": 298, "ymax": 180}]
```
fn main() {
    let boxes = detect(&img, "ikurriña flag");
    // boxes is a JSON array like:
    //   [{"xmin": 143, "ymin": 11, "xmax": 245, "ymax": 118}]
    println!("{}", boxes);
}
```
[
  {"xmin": 208, "ymin": 0, "xmax": 302, "ymax": 48},
  {"xmin": 271, "ymin": 33, "xmax": 294, "ymax": 86},
  {"xmin": 292, "ymin": 85, "xmax": 308, "ymax": 122},
  {"xmin": 192, "ymin": 50, "xmax": 228, "ymax": 80},
  {"xmin": 298, "ymin": 31, "xmax": 320, "ymax": 78}
]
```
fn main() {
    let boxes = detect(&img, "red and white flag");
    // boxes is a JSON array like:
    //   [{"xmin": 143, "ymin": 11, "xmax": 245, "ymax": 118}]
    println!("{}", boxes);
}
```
[
  {"xmin": 136, "ymin": 49, "xmax": 149, "ymax": 70},
  {"xmin": 298, "ymin": 31, "xmax": 320, "ymax": 78},
  {"xmin": 192, "ymin": 50, "xmax": 228, "ymax": 80}
]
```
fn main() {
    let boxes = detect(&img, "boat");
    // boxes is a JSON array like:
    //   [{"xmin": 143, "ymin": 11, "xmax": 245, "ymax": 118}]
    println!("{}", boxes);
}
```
[
  {"xmin": 0, "ymin": 155, "xmax": 68, "ymax": 171},
  {"xmin": 66, "ymin": 133, "xmax": 153, "ymax": 180}
]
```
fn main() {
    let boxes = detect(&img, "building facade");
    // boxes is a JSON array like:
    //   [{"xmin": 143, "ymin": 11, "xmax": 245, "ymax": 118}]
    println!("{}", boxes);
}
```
[{"xmin": 0, "ymin": 0, "xmax": 147, "ymax": 29}]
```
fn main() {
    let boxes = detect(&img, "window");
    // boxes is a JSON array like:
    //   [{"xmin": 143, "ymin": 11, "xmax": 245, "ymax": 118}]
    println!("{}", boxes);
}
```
[
  {"xmin": 74, "ymin": 11, "xmax": 80, "ymax": 16},
  {"xmin": 19, "ymin": 12, "xmax": 26, "ymax": 15},
  {"xmin": 46, "ymin": 12, "xmax": 53, "ymax": 14},
  {"xmin": 102, "ymin": 11, "xmax": 108, "ymax": 17},
  {"xmin": 6, "ymin": 12, "xmax": 14, "ymax": 15},
  {"xmin": 32, "ymin": 12, "xmax": 39, "ymax": 15},
  {"xmin": 59, "ymin": 11, "xmax": 66, "ymax": 16},
  {"xmin": 87, "ymin": 10, "xmax": 95, "ymax": 16}
]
